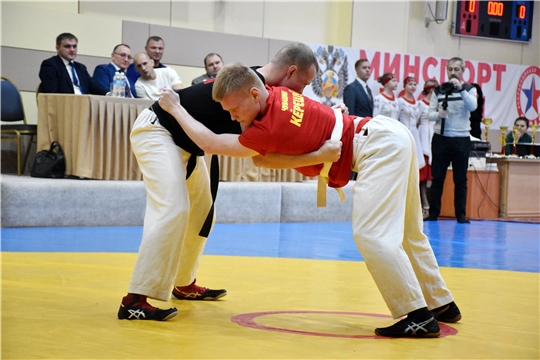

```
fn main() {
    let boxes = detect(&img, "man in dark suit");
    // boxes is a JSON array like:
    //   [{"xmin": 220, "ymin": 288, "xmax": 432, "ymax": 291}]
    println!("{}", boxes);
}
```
[
  {"xmin": 93, "ymin": 44, "xmax": 136, "ymax": 97},
  {"xmin": 38, "ymin": 33, "xmax": 105, "ymax": 95},
  {"xmin": 343, "ymin": 59, "xmax": 373, "ymax": 117}
]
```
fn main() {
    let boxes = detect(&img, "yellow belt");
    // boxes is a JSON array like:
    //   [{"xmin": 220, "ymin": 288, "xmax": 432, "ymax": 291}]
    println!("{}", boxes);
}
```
[{"xmin": 317, "ymin": 108, "xmax": 346, "ymax": 207}]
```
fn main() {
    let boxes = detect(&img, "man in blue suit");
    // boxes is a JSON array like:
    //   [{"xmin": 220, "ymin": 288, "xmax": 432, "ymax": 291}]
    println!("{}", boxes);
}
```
[
  {"xmin": 343, "ymin": 59, "xmax": 373, "ymax": 117},
  {"xmin": 38, "ymin": 33, "xmax": 106, "ymax": 95},
  {"xmin": 93, "ymin": 44, "xmax": 136, "ymax": 97}
]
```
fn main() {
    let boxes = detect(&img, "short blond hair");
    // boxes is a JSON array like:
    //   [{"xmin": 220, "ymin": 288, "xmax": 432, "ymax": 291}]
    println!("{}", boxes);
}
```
[{"xmin": 212, "ymin": 63, "xmax": 264, "ymax": 101}]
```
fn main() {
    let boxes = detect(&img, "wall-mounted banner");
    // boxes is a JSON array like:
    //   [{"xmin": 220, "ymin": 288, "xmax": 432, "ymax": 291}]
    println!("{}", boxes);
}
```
[{"xmin": 304, "ymin": 43, "xmax": 539, "ymax": 127}]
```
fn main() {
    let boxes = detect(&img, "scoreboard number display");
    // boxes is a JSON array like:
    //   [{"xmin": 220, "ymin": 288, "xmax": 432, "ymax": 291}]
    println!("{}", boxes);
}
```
[{"xmin": 452, "ymin": 1, "xmax": 534, "ymax": 43}]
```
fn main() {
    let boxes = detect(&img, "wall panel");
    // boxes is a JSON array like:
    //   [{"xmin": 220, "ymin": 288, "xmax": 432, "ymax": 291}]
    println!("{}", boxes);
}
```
[
  {"xmin": 215, "ymin": 1, "xmax": 266, "ymax": 36},
  {"xmin": 148, "ymin": 23, "xmax": 273, "ymax": 67},
  {"xmin": 171, "ymin": 1, "xmax": 222, "ymax": 32},
  {"xmin": 171, "ymin": 1, "xmax": 266, "ymax": 36},
  {"xmin": 20, "ymin": 92, "xmax": 38, "ymax": 126},
  {"xmin": 1, "ymin": 2, "xmax": 120, "ymax": 56},
  {"xmin": 80, "ymin": 0, "xmax": 172, "ymax": 26},
  {"xmin": 350, "ymin": 1, "xmax": 408, "ymax": 53},
  {"xmin": 262, "ymin": 2, "xmax": 340, "ymax": 44},
  {"xmin": 121, "ymin": 21, "xmax": 151, "ymax": 55},
  {"xmin": 406, "ymin": 1, "xmax": 461, "ymax": 59},
  {"xmin": 457, "ymin": 36, "xmax": 524, "ymax": 65}
]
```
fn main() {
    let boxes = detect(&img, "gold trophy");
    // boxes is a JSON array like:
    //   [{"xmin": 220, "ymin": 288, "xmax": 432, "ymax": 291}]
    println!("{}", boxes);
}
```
[
  {"xmin": 512, "ymin": 125, "xmax": 520, "ymax": 155},
  {"xmin": 530, "ymin": 123, "xmax": 538, "ymax": 156},
  {"xmin": 499, "ymin": 126, "xmax": 508, "ymax": 155},
  {"xmin": 481, "ymin": 118, "xmax": 493, "ymax": 142}
]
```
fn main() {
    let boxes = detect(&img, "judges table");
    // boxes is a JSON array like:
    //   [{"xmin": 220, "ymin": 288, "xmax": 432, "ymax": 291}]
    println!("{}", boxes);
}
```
[
  {"xmin": 37, "ymin": 94, "xmax": 152, "ymax": 180},
  {"xmin": 487, "ymin": 157, "xmax": 540, "ymax": 218},
  {"xmin": 37, "ymin": 94, "xmax": 313, "ymax": 182},
  {"xmin": 440, "ymin": 168, "xmax": 500, "ymax": 219}
]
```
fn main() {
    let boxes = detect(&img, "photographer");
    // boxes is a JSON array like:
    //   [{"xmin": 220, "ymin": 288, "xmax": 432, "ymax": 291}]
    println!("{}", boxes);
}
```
[{"xmin": 425, "ymin": 57, "xmax": 477, "ymax": 224}]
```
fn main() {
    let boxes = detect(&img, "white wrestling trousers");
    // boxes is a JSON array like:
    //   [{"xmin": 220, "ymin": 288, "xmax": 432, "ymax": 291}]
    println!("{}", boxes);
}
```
[
  {"xmin": 128, "ymin": 109, "xmax": 214, "ymax": 301},
  {"xmin": 352, "ymin": 115, "xmax": 454, "ymax": 319}
]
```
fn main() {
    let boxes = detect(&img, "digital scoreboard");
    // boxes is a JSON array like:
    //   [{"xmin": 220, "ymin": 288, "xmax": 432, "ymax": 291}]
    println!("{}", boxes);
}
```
[{"xmin": 452, "ymin": 1, "xmax": 534, "ymax": 43}]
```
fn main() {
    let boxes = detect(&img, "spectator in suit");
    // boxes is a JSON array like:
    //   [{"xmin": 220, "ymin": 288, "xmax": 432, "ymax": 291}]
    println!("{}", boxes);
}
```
[
  {"xmin": 38, "ymin": 32, "xmax": 105, "ymax": 95},
  {"xmin": 126, "ymin": 36, "xmax": 167, "ymax": 85},
  {"xmin": 343, "ymin": 59, "xmax": 373, "ymax": 117},
  {"xmin": 191, "ymin": 53, "xmax": 224, "ymax": 85},
  {"xmin": 133, "ymin": 53, "xmax": 183, "ymax": 100},
  {"xmin": 92, "ymin": 44, "xmax": 136, "ymax": 97}
]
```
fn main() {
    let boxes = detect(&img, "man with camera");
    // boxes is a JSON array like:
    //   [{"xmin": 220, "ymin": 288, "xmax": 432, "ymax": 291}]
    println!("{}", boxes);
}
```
[{"xmin": 425, "ymin": 57, "xmax": 477, "ymax": 224}]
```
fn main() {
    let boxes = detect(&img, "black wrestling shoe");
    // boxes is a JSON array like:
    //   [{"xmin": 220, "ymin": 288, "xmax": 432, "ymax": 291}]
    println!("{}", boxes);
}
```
[
  {"xmin": 432, "ymin": 301, "xmax": 462, "ymax": 323},
  {"xmin": 456, "ymin": 215, "xmax": 470, "ymax": 224},
  {"xmin": 424, "ymin": 215, "xmax": 438, "ymax": 221},
  {"xmin": 375, "ymin": 316, "xmax": 441, "ymax": 338},
  {"xmin": 118, "ymin": 294, "xmax": 178, "ymax": 321},
  {"xmin": 172, "ymin": 279, "xmax": 227, "ymax": 300}
]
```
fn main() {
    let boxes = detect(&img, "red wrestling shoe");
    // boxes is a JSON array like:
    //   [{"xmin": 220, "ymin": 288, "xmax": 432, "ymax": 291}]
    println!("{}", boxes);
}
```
[{"xmin": 172, "ymin": 279, "xmax": 227, "ymax": 300}]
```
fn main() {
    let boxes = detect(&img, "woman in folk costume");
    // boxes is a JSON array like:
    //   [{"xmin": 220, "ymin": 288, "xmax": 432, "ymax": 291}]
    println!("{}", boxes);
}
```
[
  {"xmin": 373, "ymin": 72, "xmax": 399, "ymax": 119},
  {"xmin": 417, "ymin": 79, "xmax": 438, "ymax": 217},
  {"xmin": 398, "ymin": 76, "xmax": 426, "ymax": 215}
]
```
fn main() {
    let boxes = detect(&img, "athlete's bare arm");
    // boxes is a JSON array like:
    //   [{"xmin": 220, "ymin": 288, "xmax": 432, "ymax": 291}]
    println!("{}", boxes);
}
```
[
  {"xmin": 159, "ymin": 88, "xmax": 258, "ymax": 158},
  {"xmin": 159, "ymin": 88, "xmax": 342, "ymax": 167},
  {"xmin": 252, "ymin": 140, "xmax": 342, "ymax": 169}
]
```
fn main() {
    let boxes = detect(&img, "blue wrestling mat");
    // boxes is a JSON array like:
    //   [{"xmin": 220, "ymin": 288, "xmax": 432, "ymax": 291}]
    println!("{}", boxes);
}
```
[{"xmin": 2, "ymin": 221, "xmax": 538, "ymax": 272}]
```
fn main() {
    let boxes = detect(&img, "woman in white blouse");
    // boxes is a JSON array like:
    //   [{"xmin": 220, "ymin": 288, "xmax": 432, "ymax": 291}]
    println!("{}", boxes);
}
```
[
  {"xmin": 398, "ymin": 76, "xmax": 426, "ymax": 214},
  {"xmin": 397, "ymin": 76, "xmax": 425, "ymax": 170},
  {"xmin": 373, "ymin": 72, "xmax": 399, "ymax": 119},
  {"xmin": 417, "ymin": 79, "xmax": 438, "ymax": 217}
]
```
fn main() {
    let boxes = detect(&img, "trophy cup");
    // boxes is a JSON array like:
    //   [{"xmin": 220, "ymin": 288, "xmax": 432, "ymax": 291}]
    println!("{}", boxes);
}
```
[
  {"xmin": 499, "ymin": 126, "xmax": 508, "ymax": 155},
  {"xmin": 512, "ymin": 126, "xmax": 520, "ymax": 155},
  {"xmin": 530, "ymin": 123, "xmax": 538, "ymax": 156},
  {"xmin": 482, "ymin": 118, "xmax": 493, "ymax": 142}
]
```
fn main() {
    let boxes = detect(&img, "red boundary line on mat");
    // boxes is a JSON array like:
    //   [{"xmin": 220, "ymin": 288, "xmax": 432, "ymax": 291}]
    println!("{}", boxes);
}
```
[{"xmin": 231, "ymin": 310, "xmax": 458, "ymax": 339}]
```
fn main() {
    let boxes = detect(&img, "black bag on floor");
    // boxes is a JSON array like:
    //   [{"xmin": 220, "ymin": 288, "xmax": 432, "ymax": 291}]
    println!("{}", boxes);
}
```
[{"xmin": 30, "ymin": 141, "xmax": 66, "ymax": 178}]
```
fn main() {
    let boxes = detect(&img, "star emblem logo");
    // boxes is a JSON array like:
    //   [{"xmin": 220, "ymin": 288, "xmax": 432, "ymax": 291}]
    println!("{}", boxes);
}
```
[
  {"xmin": 515, "ymin": 66, "xmax": 540, "ymax": 121},
  {"xmin": 522, "ymin": 77, "xmax": 540, "ymax": 115}
]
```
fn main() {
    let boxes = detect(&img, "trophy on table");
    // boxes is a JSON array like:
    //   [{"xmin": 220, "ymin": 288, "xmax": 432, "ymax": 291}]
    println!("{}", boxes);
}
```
[
  {"xmin": 512, "ymin": 126, "xmax": 520, "ymax": 155},
  {"xmin": 499, "ymin": 126, "xmax": 508, "ymax": 154},
  {"xmin": 530, "ymin": 123, "xmax": 538, "ymax": 156},
  {"xmin": 482, "ymin": 118, "xmax": 493, "ymax": 142}
]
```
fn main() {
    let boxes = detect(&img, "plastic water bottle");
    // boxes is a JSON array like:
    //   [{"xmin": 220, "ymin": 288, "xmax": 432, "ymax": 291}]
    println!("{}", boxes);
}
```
[
  {"xmin": 117, "ymin": 72, "xmax": 126, "ymax": 98},
  {"xmin": 112, "ymin": 71, "xmax": 121, "ymax": 97}
]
